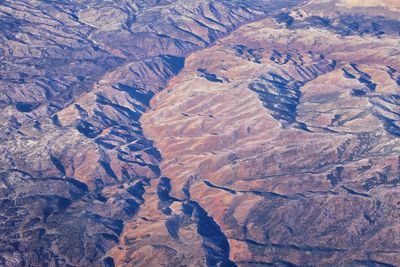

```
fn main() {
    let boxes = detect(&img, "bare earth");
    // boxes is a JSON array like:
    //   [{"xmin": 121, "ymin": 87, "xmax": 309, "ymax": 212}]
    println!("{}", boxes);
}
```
[{"xmin": 0, "ymin": 0, "xmax": 399, "ymax": 266}]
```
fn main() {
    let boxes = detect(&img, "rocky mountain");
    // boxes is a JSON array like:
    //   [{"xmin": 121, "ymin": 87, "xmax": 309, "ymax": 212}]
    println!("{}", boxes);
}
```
[{"xmin": 1, "ymin": 0, "xmax": 400, "ymax": 266}]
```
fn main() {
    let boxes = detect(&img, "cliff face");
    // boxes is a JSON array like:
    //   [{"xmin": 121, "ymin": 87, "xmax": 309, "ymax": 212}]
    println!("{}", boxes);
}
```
[{"xmin": 1, "ymin": 0, "xmax": 400, "ymax": 266}]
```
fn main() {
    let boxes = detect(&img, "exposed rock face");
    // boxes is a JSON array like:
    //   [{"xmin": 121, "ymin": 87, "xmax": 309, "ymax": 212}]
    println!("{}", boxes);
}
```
[{"xmin": 1, "ymin": 0, "xmax": 400, "ymax": 266}]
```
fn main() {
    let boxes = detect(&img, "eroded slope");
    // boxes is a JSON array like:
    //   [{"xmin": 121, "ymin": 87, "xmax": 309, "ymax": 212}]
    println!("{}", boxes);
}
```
[
  {"xmin": 142, "ymin": 2, "xmax": 400, "ymax": 266},
  {"xmin": 0, "ymin": 0, "xmax": 306, "ymax": 266}
]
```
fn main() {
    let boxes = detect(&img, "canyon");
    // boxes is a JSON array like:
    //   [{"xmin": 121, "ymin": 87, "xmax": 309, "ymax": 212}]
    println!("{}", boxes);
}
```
[{"xmin": 0, "ymin": 0, "xmax": 400, "ymax": 266}]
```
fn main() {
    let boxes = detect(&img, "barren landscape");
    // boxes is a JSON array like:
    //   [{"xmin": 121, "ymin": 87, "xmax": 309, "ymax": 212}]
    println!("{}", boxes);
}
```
[{"xmin": 0, "ymin": 0, "xmax": 400, "ymax": 266}]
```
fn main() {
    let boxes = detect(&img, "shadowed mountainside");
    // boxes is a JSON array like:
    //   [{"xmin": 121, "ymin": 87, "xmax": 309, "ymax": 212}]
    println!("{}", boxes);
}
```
[
  {"xmin": 0, "ymin": 0, "xmax": 305, "ymax": 266},
  {"xmin": 142, "ymin": 1, "xmax": 400, "ymax": 266},
  {"xmin": 1, "ymin": 0, "xmax": 400, "ymax": 266}
]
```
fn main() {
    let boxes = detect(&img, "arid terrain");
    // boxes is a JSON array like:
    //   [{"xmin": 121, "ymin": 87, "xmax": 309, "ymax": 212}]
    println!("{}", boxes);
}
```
[{"xmin": 0, "ymin": 0, "xmax": 400, "ymax": 266}]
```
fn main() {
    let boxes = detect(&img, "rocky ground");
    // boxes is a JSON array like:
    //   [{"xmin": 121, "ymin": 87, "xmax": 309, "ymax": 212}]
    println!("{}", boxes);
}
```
[{"xmin": 0, "ymin": 0, "xmax": 400, "ymax": 266}]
